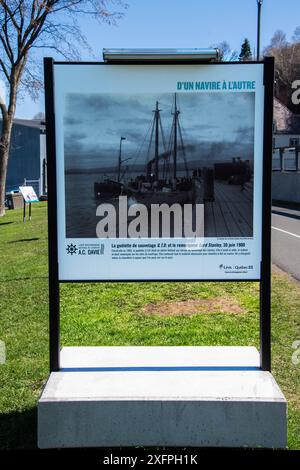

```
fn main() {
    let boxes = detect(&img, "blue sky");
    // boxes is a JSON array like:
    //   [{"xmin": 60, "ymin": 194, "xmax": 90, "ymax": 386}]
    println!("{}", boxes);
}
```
[{"xmin": 16, "ymin": 0, "xmax": 300, "ymax": 118}]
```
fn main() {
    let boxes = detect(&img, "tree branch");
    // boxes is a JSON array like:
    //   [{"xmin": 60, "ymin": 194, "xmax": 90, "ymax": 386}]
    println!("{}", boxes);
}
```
[
  {"xmin": 2, "ymin": 9, "xmax": 14, "ymax": 62},
  {"xmin": 0, "ymin": 0, "xmax": 20, "ymax": 30},
  {"xmin": 0, "ymin": 98, "xmax": 8, "ymax": 120},
  {"xmin": 0, "ymin": 57, "xmax": 10, "ymax": 81}
]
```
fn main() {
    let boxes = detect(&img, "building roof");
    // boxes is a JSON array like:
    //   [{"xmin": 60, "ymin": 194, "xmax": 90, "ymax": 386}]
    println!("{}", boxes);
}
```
[
  {"xmin": 0, "ymin": 117, "xmax": 45, "ymax": 132},
  {"xmin": 13, "ymin": 118, "xmax": 45, "ymax": 132},
  {"xmin": 274, "ymin": 98, "xmax": 300, "ymax": 134}
]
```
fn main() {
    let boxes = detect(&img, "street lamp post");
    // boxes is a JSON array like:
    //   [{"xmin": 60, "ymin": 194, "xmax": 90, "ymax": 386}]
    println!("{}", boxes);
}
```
[
  {"xmin": 118, "ymin": 136, "xmax": 126, "ymax": 182},
  {"xmin": 257, "ymin": 0, "xmax": 263, "ymax": 61}
]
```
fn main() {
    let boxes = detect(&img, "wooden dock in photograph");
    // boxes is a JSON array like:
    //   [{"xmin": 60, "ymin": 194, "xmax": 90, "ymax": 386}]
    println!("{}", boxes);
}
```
[{"xmin": 204, "ymin": 180, "xmax": 253, "ymax": 237}]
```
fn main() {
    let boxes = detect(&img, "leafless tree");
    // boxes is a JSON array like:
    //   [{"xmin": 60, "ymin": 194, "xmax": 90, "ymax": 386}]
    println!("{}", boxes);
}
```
[
  {"xmin": 214, "ymin": 41, "xmax": 238, "ymax": 62},
  {"xmin": 0, "ymin": 0, "xmax": 127, "ymax": 216},
  {"xmin": 292, "ymin": 25, "xmax": 300, "ymax": 44},
  {"xmin": 264, "ymin": 28, "xmax": 300, "ymax": 110},
  {"xmin": 267, "ymin": 30, "xmax": 288, "ymax": 50}
]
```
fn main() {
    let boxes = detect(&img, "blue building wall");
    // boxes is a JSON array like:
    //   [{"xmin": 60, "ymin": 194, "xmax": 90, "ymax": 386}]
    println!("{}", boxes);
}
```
[{"xmin": 0, "ymin": 121, "xmax": 41, "ymax": 192}]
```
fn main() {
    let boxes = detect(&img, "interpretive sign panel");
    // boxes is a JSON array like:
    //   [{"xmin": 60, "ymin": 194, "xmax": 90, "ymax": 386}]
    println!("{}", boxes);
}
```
[
  {"xmin": 49, "ymin": 63, "xmax": 267, "ymax": 281},
  {"xmin": 19, "ymin": 186, "xmax": 39, "ymax": 203}
]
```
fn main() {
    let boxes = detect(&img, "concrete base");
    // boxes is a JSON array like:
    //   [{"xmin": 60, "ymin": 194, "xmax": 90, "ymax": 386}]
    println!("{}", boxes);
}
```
[{"xmin": 38, "ymin": 346, "xmax": 287, "ymax": 448}]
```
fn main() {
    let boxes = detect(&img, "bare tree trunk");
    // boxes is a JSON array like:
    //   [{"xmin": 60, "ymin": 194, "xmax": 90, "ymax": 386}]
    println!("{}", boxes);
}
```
[
  {"xmin": 0, "ymin": 71, "xmax": 19, "ymax": 216},
  {"xmin": 0, "ymin": 115, "xmax": 13, "ymax": 216}
]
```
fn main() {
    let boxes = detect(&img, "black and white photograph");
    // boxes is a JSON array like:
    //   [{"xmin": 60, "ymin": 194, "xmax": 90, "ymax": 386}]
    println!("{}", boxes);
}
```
[{"xmin": 64, "ymin": 91, "xmax": 255, "ymax": 238}]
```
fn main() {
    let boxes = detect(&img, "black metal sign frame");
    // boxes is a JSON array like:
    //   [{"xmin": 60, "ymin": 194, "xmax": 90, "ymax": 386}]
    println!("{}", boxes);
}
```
[{"xmin": 44, "ymin": 57, "xmax": 274, "ymax": 372}]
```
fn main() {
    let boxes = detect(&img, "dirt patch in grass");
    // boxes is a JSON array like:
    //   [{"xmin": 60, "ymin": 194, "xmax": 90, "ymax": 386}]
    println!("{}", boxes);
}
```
[{"xmin": 142, "ymin": 297, "xmax": 245, "ymax": 317}]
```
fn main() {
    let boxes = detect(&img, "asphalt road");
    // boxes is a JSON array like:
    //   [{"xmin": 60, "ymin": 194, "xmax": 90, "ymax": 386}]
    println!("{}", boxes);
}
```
[{"xmin": 272, "ymin": 204, "xmax": 300, "ymax": 280}]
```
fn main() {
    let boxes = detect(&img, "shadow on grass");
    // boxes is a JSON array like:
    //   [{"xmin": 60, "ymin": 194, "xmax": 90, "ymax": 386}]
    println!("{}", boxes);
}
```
[
  {"xmin": 0, "ymin": 407, "xmax": 37, "ymax": 450},
  {"xmin": 8, "ymin": 238, "xmax": 40, "ymax": 243},
  {"xmin": 0, "ymin": 276, "xmax": 48, "ymax": 283},
  {"xmin": 0, "ymin": 221, "xmax": 13, "ymax": 226}
]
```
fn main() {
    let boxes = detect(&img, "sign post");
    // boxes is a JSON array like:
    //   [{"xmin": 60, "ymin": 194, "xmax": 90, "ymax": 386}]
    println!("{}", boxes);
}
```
[
  {"xmin": 38, "ymin": 52, "xmax": 287, "ymax": 449},
  {"xmin": 19, "ymin": 185, "xmax": 39, "ymax": 222}
]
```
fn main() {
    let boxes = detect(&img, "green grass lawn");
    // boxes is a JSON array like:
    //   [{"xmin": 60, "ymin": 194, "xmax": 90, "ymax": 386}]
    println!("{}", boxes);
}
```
[{"xmin": 0, "ymin": 202, "xmax": 300, "ymax": 449}]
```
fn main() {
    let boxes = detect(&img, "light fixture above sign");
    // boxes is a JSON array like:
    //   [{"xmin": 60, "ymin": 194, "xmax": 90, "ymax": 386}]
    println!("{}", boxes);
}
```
[{"xmin": 102, "ymin": 48, "xmax": 219, "ymax": 62}]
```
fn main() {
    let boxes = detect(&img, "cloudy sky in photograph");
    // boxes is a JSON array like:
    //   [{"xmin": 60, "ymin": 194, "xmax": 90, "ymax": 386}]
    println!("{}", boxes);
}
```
[{"xmin": 64, "ymin": 92, "xmax": 255, "ymax": 171}]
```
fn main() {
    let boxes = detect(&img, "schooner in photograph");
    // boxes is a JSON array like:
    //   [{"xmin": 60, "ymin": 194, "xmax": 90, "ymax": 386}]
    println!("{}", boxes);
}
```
[{"xmin": 64, "ymin": 91, "xmax": 254, "ymax": 238}]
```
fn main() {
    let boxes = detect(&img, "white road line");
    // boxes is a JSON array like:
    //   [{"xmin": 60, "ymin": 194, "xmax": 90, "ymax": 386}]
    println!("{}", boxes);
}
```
[{"xmin": 272, "ymin": 226, "xmax": 300, "ymax": 239}]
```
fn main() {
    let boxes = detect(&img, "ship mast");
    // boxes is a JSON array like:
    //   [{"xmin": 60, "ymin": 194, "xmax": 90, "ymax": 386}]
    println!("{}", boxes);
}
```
[
  {"xmin": 173, "ymin": 93, "xmax": 179, "ymax": 180},
  {"xmin": 145, "ymin": 101, "xmax": 167, "ymax": 183},
  {"xmin": 154, "ymin": 101, "xmax": 160, "ymax": 181}
]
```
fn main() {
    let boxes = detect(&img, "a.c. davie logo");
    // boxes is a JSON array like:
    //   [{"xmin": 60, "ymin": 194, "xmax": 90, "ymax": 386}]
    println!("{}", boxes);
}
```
[
  {"xmin": 66, "ymin": 243, "xmax": 105, "ymax": 256},
  {"xmin": 66, "ymin": 243, "xmax": 78, "ymax": 255}
]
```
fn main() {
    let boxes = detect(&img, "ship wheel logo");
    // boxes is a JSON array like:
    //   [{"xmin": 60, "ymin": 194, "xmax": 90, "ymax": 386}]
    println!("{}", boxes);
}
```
[{"xmin": 66, "ymin": 243, "xmax": 77, "ymax": 255}]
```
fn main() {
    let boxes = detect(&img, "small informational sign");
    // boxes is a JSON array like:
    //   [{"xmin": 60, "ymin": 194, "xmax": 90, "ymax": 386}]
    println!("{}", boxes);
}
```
[
  {"xmin": 19, "ymin": 186, "xmax": 39, "ymax": 203},
  {"xmin": 49, "ymin": 62, "xmax": 267, "ymax": 281}
]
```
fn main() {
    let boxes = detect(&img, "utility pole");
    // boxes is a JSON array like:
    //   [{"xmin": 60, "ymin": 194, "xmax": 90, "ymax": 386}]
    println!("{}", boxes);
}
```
[{"xmin": 257, "ymin": 1, "xmax": 263, "ymax": 61}]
